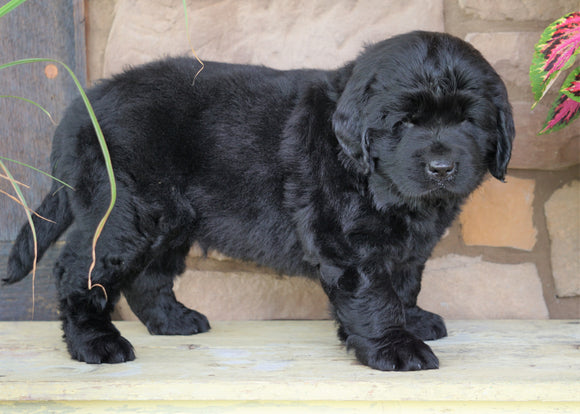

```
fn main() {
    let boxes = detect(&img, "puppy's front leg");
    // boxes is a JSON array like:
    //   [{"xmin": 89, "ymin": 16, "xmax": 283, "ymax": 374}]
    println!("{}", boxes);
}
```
[{"xmin": 320, "ymin": 264, "xmax": 439, "ymax": 371}]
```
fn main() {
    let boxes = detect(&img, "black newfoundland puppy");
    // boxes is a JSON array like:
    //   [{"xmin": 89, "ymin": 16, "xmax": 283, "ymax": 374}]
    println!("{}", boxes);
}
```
[{"xmin": 6, "ymin": 31, "xmax": 514, "ymax": 371}]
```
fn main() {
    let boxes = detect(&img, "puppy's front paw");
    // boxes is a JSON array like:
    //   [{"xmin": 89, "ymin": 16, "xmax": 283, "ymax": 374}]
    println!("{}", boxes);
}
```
[
  {"xmin": 346, "ymin": 329, "xmax": 439, "ymax": 371},
  {"xmin": 405, "ymin": 306, "xmax": 447, "ymax": 341},
  {"xmin": 68, "ymin": 333, "xmax": 135, "ymax": 364}
]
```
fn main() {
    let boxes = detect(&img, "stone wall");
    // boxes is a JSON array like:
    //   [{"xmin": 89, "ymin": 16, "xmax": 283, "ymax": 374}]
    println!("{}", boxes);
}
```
[{"xmin": 87, "ymin": 0, "xmax": 579, "ymax": 321}]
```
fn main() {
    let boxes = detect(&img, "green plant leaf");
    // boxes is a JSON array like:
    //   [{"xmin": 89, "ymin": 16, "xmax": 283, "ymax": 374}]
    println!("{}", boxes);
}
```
[
  {"xmin": 0, "ymin": 95, "xmax": 57, "ymax": 125},
  {"xmin": 0, "ymin": 160, "xmax": 38, "ymax": 318},
  {"xmin": 539, "ymin": 89, "xmax": 580, "ymax": 134},
  {"xmin": 530, "ymin": 12, "xmax": 580, "ymax": 105},
  {"xmin": 0, "ymin": 0, "xmax": 28, "ymax": 17},
  {"xmin": 182, "ymin": 0, "xmax": 204, "ymax": 85},
  {"xmin": 0, "ymin": 156, "xmax": 74, "ymax": 190},
  {"xmin": 561, "ymin": 66, "xmax": 580, "ymax": 103}
]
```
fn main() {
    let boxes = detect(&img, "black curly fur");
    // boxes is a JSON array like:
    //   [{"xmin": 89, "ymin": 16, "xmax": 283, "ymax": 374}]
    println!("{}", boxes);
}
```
[{"xmin": 5, "ymin": 31, "xmax": 513, "ymax": 370}]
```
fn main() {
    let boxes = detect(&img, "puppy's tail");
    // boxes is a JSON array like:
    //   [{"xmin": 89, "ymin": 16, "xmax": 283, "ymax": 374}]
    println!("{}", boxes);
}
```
[{"xmin": 4, "ymin": 181, "xmax": 73, "ymax": 284}]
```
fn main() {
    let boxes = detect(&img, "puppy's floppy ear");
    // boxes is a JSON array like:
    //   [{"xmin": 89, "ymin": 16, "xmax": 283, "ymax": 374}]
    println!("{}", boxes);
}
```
[
  {"xmin": 332, "ymin": 71, "xmax": 374, "ymax": 175},
  {"xmin": 489, "ymin": 101, "xmax": 515, "ymax": 182}
]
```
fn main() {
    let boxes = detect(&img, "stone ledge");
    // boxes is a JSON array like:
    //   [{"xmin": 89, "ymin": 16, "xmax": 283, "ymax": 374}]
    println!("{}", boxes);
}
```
[
  {"xmin": 510, "ymin": 101, "xmax": 580, "ymax": 170},
  {"xmin": 103, "ymin": 0, "xmax": 444, "ymax": 76},
  {"xmin": 459, "ymin": 176, "xmax": 537, "ymax": 250},
  {"xmin": 116, "ymin": 253, "xmax": 549, "ymax": 321},
  {"xmin": 458, "ymin": 0, "xmax": 578, "ymax": 21},
  {"xmin": 545, "ymin": 180, "xmax": 580, "ymax": 298},
  {"xmin": 419, "ymin": 254, "xmax": 549, "ymax": 319},
  {"xmin": 116, "ymin": 260, "xmax": 331, "ymax": 322},
  {"xmin": 465, "ymin": 31, "xmax": 538, "ymax": 90}
]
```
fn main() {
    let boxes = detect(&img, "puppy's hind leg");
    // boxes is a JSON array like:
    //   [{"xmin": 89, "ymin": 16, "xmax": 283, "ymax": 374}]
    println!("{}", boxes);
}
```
[
  {"xmin": 123, "ymin": 245, "xmax": 210, "ymax": 336},
  {"xmin": 55, "ymin": 228, "xmax": 136, "ymax": 364}
]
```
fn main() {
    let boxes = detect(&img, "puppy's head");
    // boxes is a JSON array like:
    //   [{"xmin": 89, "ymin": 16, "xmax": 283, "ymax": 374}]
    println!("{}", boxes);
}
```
[{"xmin": 332, "ymin": 31, "xmax": 514, "ymax": 208}]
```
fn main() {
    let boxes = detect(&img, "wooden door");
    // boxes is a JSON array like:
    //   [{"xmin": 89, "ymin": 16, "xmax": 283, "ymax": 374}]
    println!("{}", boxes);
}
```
[{"xmin": 0, "ymin": 0, "xmax": 86, "ymax": 320}]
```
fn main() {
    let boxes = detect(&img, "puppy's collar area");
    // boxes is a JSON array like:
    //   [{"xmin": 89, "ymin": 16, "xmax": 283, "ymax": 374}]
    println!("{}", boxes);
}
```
[
  {"xmin": 367, "ymin": 172, "xmax": 416, "ymax": 211},
  {"xmin": 367, "ymin": 170, "xmax": 464, "ymax": 213}
]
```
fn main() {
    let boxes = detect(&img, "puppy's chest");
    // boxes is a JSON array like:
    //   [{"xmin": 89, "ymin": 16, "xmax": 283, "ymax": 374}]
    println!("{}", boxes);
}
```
[{"xmin": 357, "ymin": 204, "xmax": 454, "ymax": 261}]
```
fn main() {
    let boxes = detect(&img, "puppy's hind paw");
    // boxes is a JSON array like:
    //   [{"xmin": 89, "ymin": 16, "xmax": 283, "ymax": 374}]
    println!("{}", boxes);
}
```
[
  {"xmin": 346, "ymin": 329, "xmax": 439, "ymax": 371},
  {"xmin": 144, "ymin": 307, "xmax": 211, "ymax": 336}
]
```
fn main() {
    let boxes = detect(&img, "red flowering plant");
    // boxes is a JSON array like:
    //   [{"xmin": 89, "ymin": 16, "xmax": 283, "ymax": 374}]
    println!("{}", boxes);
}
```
[{"xmin": 530, "ymin": 11, "xmax": 580, "ymax": 134}]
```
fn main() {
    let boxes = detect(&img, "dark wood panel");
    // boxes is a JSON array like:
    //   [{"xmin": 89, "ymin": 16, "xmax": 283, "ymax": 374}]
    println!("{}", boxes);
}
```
[
  {"xmin": 0, "ymin": 241, "xmax": 62, "ymax": 320},
  {"xmin": 0, "ymin": 0, "xmax": 86, "ymax": 241}
]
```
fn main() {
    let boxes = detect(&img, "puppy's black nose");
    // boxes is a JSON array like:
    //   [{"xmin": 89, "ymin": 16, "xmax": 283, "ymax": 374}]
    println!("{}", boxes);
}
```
[{"xmin": 427, "ymin": 159, "xmax": 456, "ymax": 180}]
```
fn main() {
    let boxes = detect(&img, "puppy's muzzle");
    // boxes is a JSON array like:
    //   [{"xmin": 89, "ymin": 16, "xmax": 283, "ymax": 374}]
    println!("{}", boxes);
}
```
[{"xmin": 426, "ymin": 159, "xmax": 457, "ymax": 181}]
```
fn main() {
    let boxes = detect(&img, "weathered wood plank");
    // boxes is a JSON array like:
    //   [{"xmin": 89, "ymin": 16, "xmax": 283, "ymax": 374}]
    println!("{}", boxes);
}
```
[
  {"xmin": 0, "ymin": 400, "xmax": 578, "ymax": 414},
  {"xmin": 0, "ymin": 320, "xmax": 578, "ymax": 411}
]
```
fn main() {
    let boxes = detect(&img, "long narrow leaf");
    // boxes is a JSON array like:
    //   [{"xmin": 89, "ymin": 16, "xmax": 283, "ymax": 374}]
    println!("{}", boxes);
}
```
[
  {"xmin": 0, "ymin": 0, "xmax": 28, "ymax": 17},
  {"xmin": 182, "ymin": 0, "xmax": 204, "ymax": 85},
  {"xmin": 0, "ymin": 189, "xmax": 55, "ymax": 223},
  {"xmin": 0, "ymin": 160, "xmax": 37, "ymax": 318},
  {"xmin": 0, "ymin": 95, "xmax": 57, "ymax": 125},
  {"xmin": 0, "ymin": 156, "xmax": 73, "ymax": 190},
  {"xmin": 1, "ymin": 58, "xmax": 116, "ymax": 294},
  {"xmin": 0, "ymin": 172, "xmax": 29, "ymax": 188}
]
